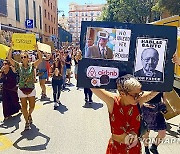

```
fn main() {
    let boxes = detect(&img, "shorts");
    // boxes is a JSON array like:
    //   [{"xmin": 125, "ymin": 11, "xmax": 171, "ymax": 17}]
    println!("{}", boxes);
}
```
[
  {"xmin": 39, "ymin": 69, "xmax": 48, "ymax": 80},
  {"xmin": 74, "ymin": 65, "xmax": 78, "ymax": 74},
  {"xmin": 66, "ymin": 69, "xmax": 71, "ymax": 74},
  {"xmin": 18, "ymin": 88, "xmax": 36, "ymax": 98}
]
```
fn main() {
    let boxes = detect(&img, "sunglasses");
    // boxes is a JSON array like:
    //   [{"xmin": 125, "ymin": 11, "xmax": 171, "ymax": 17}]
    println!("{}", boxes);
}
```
[
  {"xmin": 3, "ymin": 63, "xmax": 8, "ymax": 65},
  {"xmin": 126, "ymin": 91, "xmax": 144, "ymax": 100},
  {"xmin": 21, "ymin": 56, "xmax": 27, "ymax": 59}
]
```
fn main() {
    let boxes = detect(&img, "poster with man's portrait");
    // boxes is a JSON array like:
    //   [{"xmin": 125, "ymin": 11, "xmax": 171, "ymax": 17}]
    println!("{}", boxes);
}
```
[
  {"xmin": 134, "ymin": 38, "xmax": 167, "ymax": 82},
  {"xmin": 84, "ymin": 27, "xmax": 131, "ymax": 61},
  {"xmin": 79, "ymin": 21, "xmax": 177, "ymax": 91}
]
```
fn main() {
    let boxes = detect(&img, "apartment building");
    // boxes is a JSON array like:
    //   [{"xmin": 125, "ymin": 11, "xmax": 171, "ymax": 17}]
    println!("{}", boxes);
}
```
[
  {"xmin": 42, "ymin": 0, "xmax": 58, "ymax": 48},
  {"xmin": 68, "ymin": 3, "xmax": 104, "ymax": 43},
  {"xmin": 58, "ymin": 16, "xmax": 69, "ymax": 31},
  {"xmin": 0, "ymin": 0, "xmax": 43, "ymax": 45}
]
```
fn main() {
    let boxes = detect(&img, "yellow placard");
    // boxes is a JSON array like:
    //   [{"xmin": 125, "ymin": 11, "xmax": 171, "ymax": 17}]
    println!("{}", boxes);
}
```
[
  {"xmin": 0, "ymin": 44, "xmax": 10, "ymax": 60},
  {"xmin": 12, "ymin": 33, "xmax": 36, "ymax": 50},
  {"xmin": 174, "ymin": 36, "xmax": 180, "ymax": 77},
  {"xmin": 37, "ymin": 42, "xmax": 51, "ymax": 53}
]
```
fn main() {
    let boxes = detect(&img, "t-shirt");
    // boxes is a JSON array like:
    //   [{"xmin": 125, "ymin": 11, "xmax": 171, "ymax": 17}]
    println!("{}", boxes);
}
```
[
  {"xmin": 15, "ymin": 62, "xmax": 35, "ymax": 89},
  {"xmin": 65, "ymin": 55, "xmax": 71, "ymax": 69}
]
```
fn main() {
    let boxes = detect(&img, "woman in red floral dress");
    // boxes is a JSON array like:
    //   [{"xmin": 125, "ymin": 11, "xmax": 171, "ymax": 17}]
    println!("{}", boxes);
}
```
[{"xmin": 91, "ymin": 74, "xmax": 159, "ymax": 154}]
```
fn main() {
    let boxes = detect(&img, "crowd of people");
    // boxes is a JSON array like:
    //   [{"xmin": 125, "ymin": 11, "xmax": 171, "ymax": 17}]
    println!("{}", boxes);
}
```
[
  {"xmin": 0, "ymin": 38, "xmax": 180, "ymax": 154},
  {"xmin": 0, "ymin": 43, "xmax": 82, "ymax": 130}
]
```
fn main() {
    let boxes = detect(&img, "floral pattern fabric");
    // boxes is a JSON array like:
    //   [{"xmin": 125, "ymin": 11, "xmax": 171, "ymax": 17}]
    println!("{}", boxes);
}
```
[
  {"xmin": 106, "ymin": 97, "xmax": 141, "ymax": 154},
  {"xmin": 15, "ymin": 62, "xmax": 35, "ymax": 89}
]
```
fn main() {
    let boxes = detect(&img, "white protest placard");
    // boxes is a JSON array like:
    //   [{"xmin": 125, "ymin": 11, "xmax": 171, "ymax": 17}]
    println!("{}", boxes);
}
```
[
  {"xmin": 37, "ymin": 42, "xmax": 51, "ymax": 53},
  {"xmin": 114, "ymin": 29, "xmax": 131, "ymax": 61}
]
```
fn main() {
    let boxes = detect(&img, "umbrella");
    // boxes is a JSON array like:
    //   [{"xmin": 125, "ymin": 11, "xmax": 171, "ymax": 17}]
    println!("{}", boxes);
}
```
[{"xmin": 0, "ymin": 44, "xmax": 10, "ymax": 60}]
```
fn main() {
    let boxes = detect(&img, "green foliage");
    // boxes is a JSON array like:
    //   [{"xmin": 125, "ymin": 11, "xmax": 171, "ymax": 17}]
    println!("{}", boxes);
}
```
[
  {"xmin": 100, "ymin": 0, "xmax": 160, "ymax": 23},
  {"xmin": 158, "ymin": 0, "xmax": 180, "ymax": 15}
]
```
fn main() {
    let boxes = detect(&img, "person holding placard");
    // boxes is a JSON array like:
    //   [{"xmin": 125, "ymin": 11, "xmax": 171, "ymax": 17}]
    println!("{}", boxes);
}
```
[
  {"xmin": 91, "ymin": 74, "xmax": 159, "ymax": 154},
  {"xmin": 8, "ymin": 43, "xmax": 42, "ymax": 130}
]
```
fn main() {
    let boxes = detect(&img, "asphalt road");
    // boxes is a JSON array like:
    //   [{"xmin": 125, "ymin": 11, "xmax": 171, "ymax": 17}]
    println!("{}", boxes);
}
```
[{"xmin": 0, "ymin": 76, "xmax": 180, "ymax": 154}]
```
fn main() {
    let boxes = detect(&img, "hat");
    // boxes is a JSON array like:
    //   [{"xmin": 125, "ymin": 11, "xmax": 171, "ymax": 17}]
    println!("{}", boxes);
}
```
[{"xmin": 98, "ymin": 31, "xmax": 109, "ymax": 39}]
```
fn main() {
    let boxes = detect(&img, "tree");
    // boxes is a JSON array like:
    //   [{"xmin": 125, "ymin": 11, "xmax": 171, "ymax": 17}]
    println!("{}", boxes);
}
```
[
  {"xmin": 101, "ymin": 0, "xmax": 159, "ymax": 23},
  {"xmin": 157, "ymin": 0, "xmax": 180, "ymax": 15}
]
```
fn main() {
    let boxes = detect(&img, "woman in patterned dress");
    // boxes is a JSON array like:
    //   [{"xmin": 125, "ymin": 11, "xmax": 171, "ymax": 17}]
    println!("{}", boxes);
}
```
[
  {"xmin": 8, "ymin": 44, "xmax": 42, "ymax": 130},
  {"xmin": 91, "ymin": 74, "xmax": 159, "ymax": 154}
]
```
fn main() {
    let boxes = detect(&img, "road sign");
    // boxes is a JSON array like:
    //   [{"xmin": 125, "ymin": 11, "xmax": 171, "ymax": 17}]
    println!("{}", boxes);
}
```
[{"xmin": 25, "ymin": 19, "xmax": 33, "ymax": 28}]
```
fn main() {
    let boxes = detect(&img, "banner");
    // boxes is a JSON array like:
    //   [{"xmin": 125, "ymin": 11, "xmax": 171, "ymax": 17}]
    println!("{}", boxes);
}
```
[
  {"xmin": 12, "ymin": 33, "xmax": 36, "ymax": 50},
  {"xmin": 37, "ymin": 42, "xmax": 51, "ymax": 53},
  {"xmin": 78, "ymin": 21, "xmax": 177, "ymax": 91},
  {"xmin": 0, "ymin": 44, "xmax": 9, "ymax": 60}
]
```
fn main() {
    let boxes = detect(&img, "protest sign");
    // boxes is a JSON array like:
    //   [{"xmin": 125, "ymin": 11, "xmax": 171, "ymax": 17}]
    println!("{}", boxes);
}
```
[
  {"xmin": 37, "ymin": 42, "xmax": 51, "ymax": 53},
  {"xmin": 0, "ymin": 44, "xmax": 9, "ymax": 60},
  {"xmin": 134, "ymin": 38, "xmax": 167, "ymax": 82},
  {"xmin": 78, "ymin": 21, "xmax": 177, "ymax": 91},
  {"xmin": 12, "ymin": 33, "xmax": 36, "ymax": 50}
]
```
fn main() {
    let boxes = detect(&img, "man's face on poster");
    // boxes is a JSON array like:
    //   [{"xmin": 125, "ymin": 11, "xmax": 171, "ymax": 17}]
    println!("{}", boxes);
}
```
[
  {"xmin": 99, "ymin": 38, "xmax": 108, "ymax": 48},
  {"xmin": 87, "ymin": 39, "xmax": 93, "ymax": 47},
  {"xmin": 141, "ymin": 48, "xmax": 159, "ymax": 72}
]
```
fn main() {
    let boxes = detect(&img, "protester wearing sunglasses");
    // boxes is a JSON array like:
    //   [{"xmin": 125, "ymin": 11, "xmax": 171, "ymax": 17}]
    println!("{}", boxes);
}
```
[
  {"xmin": 0, "ymin": 60, "xmax": 21, "ymax": 121},
  {"xmin": 8, "ymin": 43, "xmax": 42, "ymax": 130},
  {"xmin": 91, "ymin": 74, "xmax": 159, "ymax": 154}
]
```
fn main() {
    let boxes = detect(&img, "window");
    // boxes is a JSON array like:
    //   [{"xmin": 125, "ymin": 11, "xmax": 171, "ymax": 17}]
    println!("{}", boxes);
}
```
[
  {"xmin": 51, "ymin": 3, "xmax": 52, "ymax": 9},
  {"xmin": 85, "ymin": 13, "xmax": 87, "ymax": 16},
  {"xmin": 15, "ymin": 0, "xmax": 20, "ymax": 21},
  {"xmin": 45, "ymin": 24, "xmax": 47, "ymax": 32},
  {"xmin": 48, "ymin": 0, "xmax": 49, "ymax": 6},
  {"xmin": 51, "ymin": 15, "xmax": 53, "ymax": 22},
  {"xmin": 25, "ymin": 0, "xmax": 29, "ymax": 19},
  {"xmin": 49, "ymin": 25, "xmax": 50, "ymax": 33},
  {"xmin": 48, "ymin": 12, "xmax": 50, "ymax": 20},
  {"xmin": 33, "ymin": 1, "xmax": 36, "ymax": 27},
  {"xmin": 91, "ymin": 12, "xmax": 94, "ymax": 16},
  {"xmin": 54, "ymin": 17, "xmax": 55, "ymax": 24},
  {"xmin": 0, "ymin": 0, "xmax": 7, "ymax": 16},
  {"xmin": 44, "ymin": 9, "xmax": 46, "ymax": 17},
  {"xmin": 39, "ymin": 6, "xmax": 42, "ymax": 29},
  {"xmin": 82, "ymin": 18, "xmax": 84, "ymax": 21},
  {"xmin": 82, "ymin": 13, "xmax": 84, "ymax": 16},
  {"xmin": 54, "ymin": 28, "xmax": 56, "ymax": 35},
  {"xmin": 52, "ymin": 27, "xmax": 53, "ymax": 34}
]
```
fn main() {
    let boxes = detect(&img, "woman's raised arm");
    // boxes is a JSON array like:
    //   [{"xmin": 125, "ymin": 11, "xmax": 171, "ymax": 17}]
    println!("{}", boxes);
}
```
[{"xmin": 91, "ymin": 88, "xmax": 115, "ymax": 113}]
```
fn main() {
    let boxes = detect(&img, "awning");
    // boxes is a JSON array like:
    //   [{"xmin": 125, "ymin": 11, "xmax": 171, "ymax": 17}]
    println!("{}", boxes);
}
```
[{"xmin": 1, "ymin": 24, "xmax": 26, "ymax": 33}]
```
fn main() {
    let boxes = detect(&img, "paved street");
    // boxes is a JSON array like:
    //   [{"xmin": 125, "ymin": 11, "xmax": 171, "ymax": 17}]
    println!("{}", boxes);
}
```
[{"xmin": 0, "ymin": 75, "xmax": 180, "ymax": 154}]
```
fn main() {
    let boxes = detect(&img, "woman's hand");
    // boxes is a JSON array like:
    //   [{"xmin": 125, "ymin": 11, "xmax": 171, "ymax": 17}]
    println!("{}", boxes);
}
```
[{"xmin": 172, "ymin": 52, "xmax": 180, "ymax": 65}]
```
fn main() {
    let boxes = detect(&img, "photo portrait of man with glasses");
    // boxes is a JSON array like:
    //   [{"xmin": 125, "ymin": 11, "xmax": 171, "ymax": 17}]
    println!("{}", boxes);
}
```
[{"xmin": 134, "ymin": 47, "xmax": 163, "ymax": 82}]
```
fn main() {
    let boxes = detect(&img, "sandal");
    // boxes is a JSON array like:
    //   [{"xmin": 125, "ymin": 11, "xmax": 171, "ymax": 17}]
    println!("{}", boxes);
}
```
[
  {"xmin": 24, "ymin": 122, "xmax": 30, "ymax": 130},
  {"xmin": 28, "ymin": 115, "xmax": 33, "ymax": 124}
]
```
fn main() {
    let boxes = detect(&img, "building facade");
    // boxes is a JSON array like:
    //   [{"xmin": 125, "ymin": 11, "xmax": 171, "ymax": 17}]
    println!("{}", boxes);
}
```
[
  {"xmin": 68, "ymin": 3, "xmax": 104, "ymax": 43},
  {"xmin": 58, "ymin": 16, "xmax": 69, "ymax": 31},
  {"xmin": 0, "ymin": 0, "xmax": 43, "ymax": 45},
  {"xmin": 42, "ymin": 0, "xmax": 58, "ymax": 48}
]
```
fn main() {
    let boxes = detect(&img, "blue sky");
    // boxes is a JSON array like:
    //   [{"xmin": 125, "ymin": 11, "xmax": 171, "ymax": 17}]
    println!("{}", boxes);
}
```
[{"xmin": 58, "ymin": 0, "xmax": 107, "ymax": 17}]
